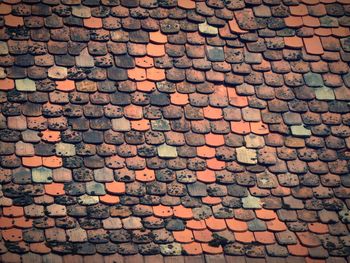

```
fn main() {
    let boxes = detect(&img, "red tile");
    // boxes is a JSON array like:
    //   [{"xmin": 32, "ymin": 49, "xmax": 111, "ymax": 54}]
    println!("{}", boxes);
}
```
[
  {"xmin": 153, "ymin": 205, "xmax": 173, "ymax": 218},
  {"xmin": 173, "ymin": 229, "xmax": 194, "ymax": 243},
  {"xmin": 182, "ymin": 242, "xmax": 203, "ymax": 255},
  {"xmin": 234, "ymin": 231, "xmax": 255, "ymax": 243},
  {"xmin": 205, "ymin": 217, "xmax": 226, "ymax": 231},
  {"xmin": 0, "ymin": 79, "xmax": 14, "ymax": 90},
  {"xmin": 2, "ymin": 228, "xmax": 23, "ymax": 241},
  {"xmin": 173, "ymin": 205, "xmax": 193, "ymax": 219}
]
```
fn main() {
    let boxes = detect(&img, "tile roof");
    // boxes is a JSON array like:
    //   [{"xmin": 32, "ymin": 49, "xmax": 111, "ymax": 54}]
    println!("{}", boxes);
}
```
[{"xmin": 0, "ymin": 0, "xmax": 350, "ymax": 262}]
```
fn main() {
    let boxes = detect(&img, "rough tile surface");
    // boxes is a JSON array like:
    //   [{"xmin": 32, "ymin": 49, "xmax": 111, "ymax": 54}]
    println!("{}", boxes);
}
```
[{"xmin": 0, "ymin": 0, "xmax": 350, "ymax": 262}]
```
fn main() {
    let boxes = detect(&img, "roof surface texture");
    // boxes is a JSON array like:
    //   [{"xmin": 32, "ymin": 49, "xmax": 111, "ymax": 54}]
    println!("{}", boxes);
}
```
[{"xmin": 0, "ymin": 0, "xmax": 350, "ymax": 262}]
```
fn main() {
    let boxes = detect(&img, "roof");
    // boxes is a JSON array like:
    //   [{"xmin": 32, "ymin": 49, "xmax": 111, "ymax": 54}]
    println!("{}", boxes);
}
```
[{"xmin": 0, "ymin": 0, "xmax": 350, "ymax": 262}]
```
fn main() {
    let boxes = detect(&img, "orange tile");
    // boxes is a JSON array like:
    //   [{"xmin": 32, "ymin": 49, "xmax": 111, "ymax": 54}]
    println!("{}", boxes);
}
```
[
  {"xmin": 173, "ymin": 229, "xmax": 194, "ymax": 243},
  {"xmin": 203, "ymin": 106, "xmax": 223, "ymax": 120},
  {"xmin": 147, "ymin": 68, "xmax": 165, "ymax": 81},
  {"xmin": 30, "ymin": 242, "xmax": 51, "ymax": 254},
  {"xmin": 250, "ymin": 121, "xmax": 269, "ymax": 135},
  {"xmin": 227, "ymin": 88, "xmax": 248, "ymax": 107},
  {"xmin": 197, "ymin": 146, "xmax": 216, "ymax": 158},
  {"xmin": 315, "ymin": 28, "xmax": 332, "ymax": 37},
  {"xmin": 56, "ymin": 80, "xmax": 75, "ymax": 91},
  {"xmin": 284, "ymin": 36, "xmax": 303, "ymax": 48},
  {"xmin": 226, "ymin": 218, "xmax": 248, "ymax": 232},
  {"xmin": 308, "ymin": 222, "xmax": 328, "ymax": 234},
  {"xmin": 205, "ymin": 217, "xmax": 226, "ymax": 231},
  {"xmin": 131, "ymin": 119, "xmax": 150, "ymax": 131},
  {"xmin": 289, "ymin": 4, "xmax": 308, "ymax": 16},
  {"xmin": 147, "ymin": 43, "xmax": 165, "ymax": 57},
  {"xmin": 170, "ymin": 93, "xmax": 189, "ymax": 106},
  {"xmin": 124, "ymin": 105, "xmax": 143, "ymax": 119},
  {"xmin": 4, "ymin": 14, "xmax": 24, "ymax": 27},
  {"xmin": 202, "ymin": 196, "xmax": 221, "ymax": 205},
  {"xmin": 205, "ymin": 133, "xmax": 225, "ymax": 147},
  {"xmin": 22, "ymin": 156, "xmax": 42, "ymax": 167},
  {"xmin": 178, "ymin": 0, "xmax": 196, "ymax": 9},
  {"xmin": 136, "ymin": 81, "xmax": 156, "ymax": 92},
  {"xmin": 99, "ymin": 194, "xmax": 120, "ymax": 204},
  {"xmin": 266, "ymin": 218, "xmax": 287, "ymax": 231},
  {"xmin": 186, "ymin": 220, "xmax": 206, "ymax": 230},
  {"xmin": 3, "ymin": 206, "xmax": 24, "ymax": 217},
  {"xmin": 303, "ymin": 36, "xmax": 324, "ymax": 55},
  {"xmin": 288, "ymin": 242, "xmax": 309, "ymax": 256},
  {"xmin": 332, "ymin": 27, "xmax": 350, "ymax": 37},
  {"xmin": 173, "ymin": 205, "xmax": 193, "ymax": 219},
  {"xmin": 0, "ymin": 3, "xmax": 11, "ymax": 15},
  {"xmin": 84, "ymin": 17, "xmax": 102, "ymax": 29},
  {"xmin": 14, "ymin": 217, "xmax": 33, "ymax": 228},
  {"xmin": 105, "ymin": 181, "xmax": 126, "ymax": 194},
  {"xmin": 182, "ymin": 242, "xmax": 203, "ymax": 255},
  {"xmin": 231, "ymin": 120, "xmax": 250, "ymax": 135},
  {"xmin": 302, "ymin": 16, "xmax": 320, "ymax": 27},
  {"xmin": 0, "ymin": 78, "xmax": 14, "ymax": 90},
  {"xmin": 284, "ymin": 16, "xmax": 303, "ymax": 28},
  {"xmin": 128, "ymin": 67, "xmax": 146, "ymax": 81},
  {"xmin": 228, "ymin": 18, "xmax": 248, "ymax": 34},
  {"xmin": 254, "ymin": 231, "xmax": 275, "ymax": 244},
  {"xmin": 197, "ymin": 170, "xmax": 216, "ymax": 183},
  {"xmin": 41, "ymin": 130, "xmax": 61, "ymax": 142},
  {"xmin": 2, "ymin": 228, "xmax": 23, "ymax": 242},
  {"xmin": 153, "ymin": 205, "xmax": 173, "ymax": 218},
  {"xmin": 206, "ymin": 158, "xmax": 225, "ymax": 170},
  {"xmin": 45, "ymin": 183, "xmax": 65, "ymax": 196},
  {"xmin": 255, "ymin": 209, "xmax": 276, "ymax": 220},
  {"xmin": 135, "ymin": 168, "xmax": 155, "ymax": 182},
  {"xmin": 135, "ymin": 56, "xmax": 154, "ymax": 68},
  {"xmin": 42, "ymin": 156, "xmax": 62, "ymax": 168},
  {"xmin": 149, "ymin": 31, "xmax": 167, "ymax": 44},
  {"xmin": 0, "ymin": 217, "xmax": 14, "ymax": 228},
  {"xmin": 234, "ymin": 231, "xmax": 255, "ymax": 243},
  {"xmin": 201, "ymin": 243, "xmax": 223, "ymax": 254},
  {"xmin": 193, "ymin": 229, "xmax": 212, "ymax": 242}
]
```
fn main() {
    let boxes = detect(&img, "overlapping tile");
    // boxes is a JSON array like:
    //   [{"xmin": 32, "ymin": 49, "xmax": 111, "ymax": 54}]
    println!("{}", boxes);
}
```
[{"xmin": 0, "ymin": 0, "xmax": 350, "ymax": 262}]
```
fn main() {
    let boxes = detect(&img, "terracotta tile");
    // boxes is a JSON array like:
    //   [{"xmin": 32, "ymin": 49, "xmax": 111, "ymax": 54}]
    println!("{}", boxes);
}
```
[
  {"xmin": 254, "ymin": 231, "xmax": 276, "ymax": 244},
  {"xmin": 193, "ymin": 229, "xmax": 213, "ymax": 242},
  {"xmin": 45, "ymin": 183, "xmax": 65, "ymax": 196},
  {"xmin": 42, "ymin": 156, "xmax": 62, "ymax": 168},
  {"xmin": 136, "ymin": 80, "xmax": 156, "ymax": 92},
  {"xmin": 203, "ymin": 106, "xmax": 223, "ymax": 120},
  {"xmin": 284, "ymin": 36, "xmax": 303, "ymax": 48},
  {"xmin": 128, "ymin": 67, "xmax": 146, "ymax": 81},
  {"xmin": 226, "ymin": 218, "xmax": 248, "ymax": 232},
  {"xmin": 303, "ymin": 36, "xmax": 324, "ymax": 55},
  {"xmin": 99, "ymin": 194, "xmax": 120, "ymax": 204},
  {"xmin": 135, "ymin": 168, "xmax": 155, "ymax": 182},
  {"xmin": 153, "ymin": 205, "xmax": 173, "ymax": 218},
  {"xmin": 182, "ymin": 242, "xmax": 203, "ymax": 255},
  {"xmin": 41, "ymin": 130, "xmax": 61, "ymax": 142},
  {"xmin": 22, "ymin": 156, "xmax": 43, "ymax": 167},
  {"xmin": 171, "ymin": 93, "xmax": 189, "ymax": 106},
  {"xmin": 231, "ymin": 120, "xmax": 251, "ymax": 135},
  {"xmin": 0, "ymin": 78, "xmax": 14, "ymax": 90},
  {"xmin": 289, "ymin": 4, "xmax": 309, "ymax": 16},
  {"xmin": 147, "ymin": 43, "xmax": 165, "ymax": 57},
  {"xmin": 150, "ymin": 31, "xmax": 167, "ymax": 44},
  {"xmin": 13, "ymin": 217, "xmax": 33, "ymax": 228},
  {"xmin": 173, "ymin": 229, "xmax": 194, "ymax": 243},
  {"xmin": 2, "ymin": 228, "xmax": 23, "ymax": 242},
  {"xmin": 135, "ymin": 56, "xmax": 154, "ymax": 68},
  {"xmin": 196, "ymin": 170, "xmax": 216, "ymax": 183},
  {"xmin": 30, "ymin": 242, "xmax": 51, "ymax": 254},
  {"xmin": 84, "ymin": 17, "xmax": 103, "ymax": 29},
  {"xmin": 201, "ymin": 243, "xmax": 223, "ymax": 254},
  {"xmin": 147, "ymin": 68, "xmax": 165, "ymax": 81},
  {"xmin": 287, "ymin": 242, "xmax": 309, "ymax": 256},
  {"xmin": 178, "ymin": 0, "xmax": 196, "ymax": 9},
  {"xmin": 234, "ymin": 231, "xmax": 255, "ymax": 243},
  {"xmin": 4, "ymin": 14, "xmax": 24, "ymax": 27},
  {"xmin": 3, "ymin": 206, "xmax": 24, "ymax": 217},
  {"xmin": 172, "ymin": 205, "xmax": 193, "ymax": 220},
  {"xmin": 56, "ymin": 80, "xmax": 75, "ymax": 91},
  {"xmin": 205, "ymin": 133, "xmax": 225, "ymax": 147},
  {"xmin": 284, "ymin": 16, "xmax": 303, "ymax": 28},
  {"xmin": 205, "ymin": 217, "xmax": 226, "ymax": 231}
]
